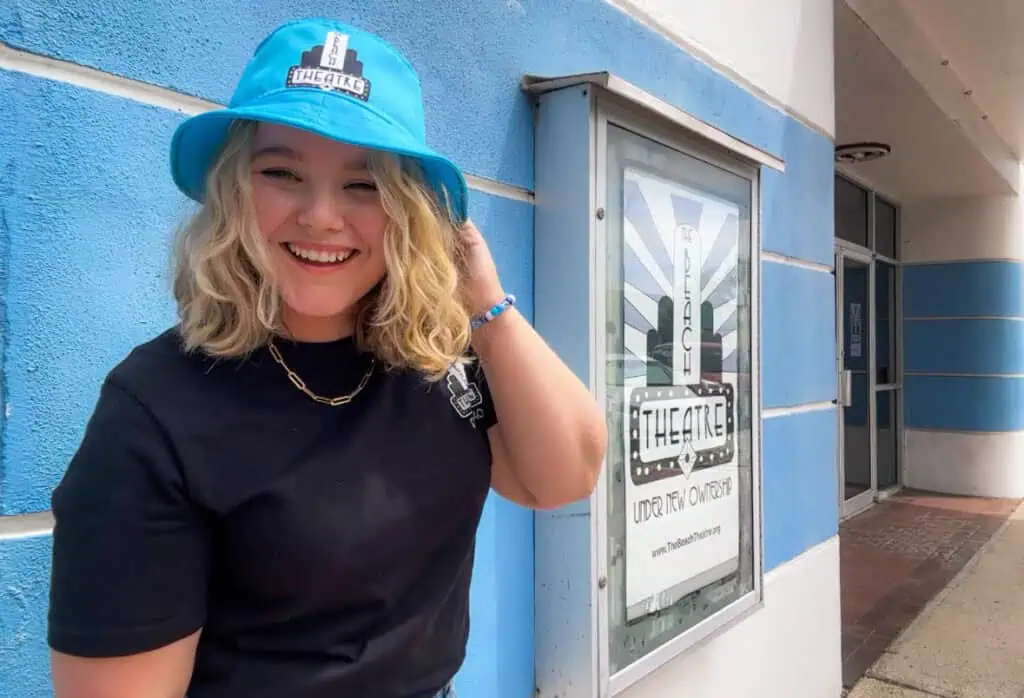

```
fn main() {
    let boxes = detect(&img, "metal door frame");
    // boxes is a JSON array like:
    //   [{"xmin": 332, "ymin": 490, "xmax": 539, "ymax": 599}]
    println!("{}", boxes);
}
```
[{"xmin": 835, "ymin": 244, "xmax": 876, "ymax": 519}]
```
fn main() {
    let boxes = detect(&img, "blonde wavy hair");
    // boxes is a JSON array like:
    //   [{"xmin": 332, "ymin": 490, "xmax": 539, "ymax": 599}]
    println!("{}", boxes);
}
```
[{"xmin": 172, "ymin": 119, "xmax": 472, "ymax": 381}]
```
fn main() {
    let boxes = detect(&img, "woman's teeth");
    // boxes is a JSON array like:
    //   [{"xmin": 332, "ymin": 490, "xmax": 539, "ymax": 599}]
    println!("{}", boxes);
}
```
[{"xmin": 286, "ymin": 243, "xmax": 354, "ymax": 265}]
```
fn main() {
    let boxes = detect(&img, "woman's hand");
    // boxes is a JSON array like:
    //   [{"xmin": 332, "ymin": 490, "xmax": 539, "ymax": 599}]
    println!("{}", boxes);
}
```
[{"xmin": 456, "ymin": 219, "xmax": 506, "ymax": 316}]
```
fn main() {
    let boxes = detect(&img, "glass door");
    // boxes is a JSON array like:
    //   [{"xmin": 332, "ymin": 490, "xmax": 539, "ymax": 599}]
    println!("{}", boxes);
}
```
[
  {"xmin": 873, "ymin": 200, "xmax": 901, "ymax": 492},
  {"xmin": 836, "ymin": 248, "xmax": 875, "ymax": 517}
]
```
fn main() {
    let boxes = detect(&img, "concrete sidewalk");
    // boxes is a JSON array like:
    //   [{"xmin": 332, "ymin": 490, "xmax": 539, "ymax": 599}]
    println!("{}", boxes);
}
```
[{"xmin": 847, "ymin": 502, "xmax": 1024, "ymax": 697}]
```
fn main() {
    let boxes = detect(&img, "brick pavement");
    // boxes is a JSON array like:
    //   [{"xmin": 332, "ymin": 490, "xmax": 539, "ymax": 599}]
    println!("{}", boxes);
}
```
[{"xmin": 839, "ymin": 490, "xmax": 1020, "ymax": 688}]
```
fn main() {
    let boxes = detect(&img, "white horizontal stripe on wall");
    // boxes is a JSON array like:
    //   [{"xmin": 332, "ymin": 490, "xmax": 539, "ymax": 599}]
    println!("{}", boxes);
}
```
[
  {"xmin": 764, "ymin": 401, "xmax": 834, "ymax": 419},
  {"xmin": 0, "ymin": 512, "xmax": 55, "ymax": 540},
  {"xmin": 762, "ymin": 251, "xmax": 833, "ymax": 274}
]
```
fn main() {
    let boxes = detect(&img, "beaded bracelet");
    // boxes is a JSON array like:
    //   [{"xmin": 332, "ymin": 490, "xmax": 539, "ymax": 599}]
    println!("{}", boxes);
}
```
[{"xmin": 471, "ymin": 294, "xmax": 516, "ymax": 330}]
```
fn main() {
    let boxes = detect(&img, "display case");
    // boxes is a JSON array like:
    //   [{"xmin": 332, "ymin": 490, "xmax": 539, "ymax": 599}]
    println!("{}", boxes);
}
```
[{"xmin": 524, "ymin": 72, "xmax": 781, "ymax": 698}]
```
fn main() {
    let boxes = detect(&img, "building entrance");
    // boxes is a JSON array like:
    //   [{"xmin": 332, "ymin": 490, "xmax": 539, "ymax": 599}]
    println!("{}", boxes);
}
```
[{"xmin": 834, "ymin": 175, "xmax": 902, "ymax": 518}]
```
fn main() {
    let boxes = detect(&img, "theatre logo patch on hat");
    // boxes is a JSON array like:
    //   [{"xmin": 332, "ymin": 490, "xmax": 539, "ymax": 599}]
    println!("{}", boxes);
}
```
[{"xmin": 286, "ymin": 31, "xmax": 371, "ymax": 102}]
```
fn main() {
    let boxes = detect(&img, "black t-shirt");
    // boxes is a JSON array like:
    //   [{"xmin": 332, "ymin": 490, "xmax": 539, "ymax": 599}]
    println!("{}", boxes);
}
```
[{"xmin": 48, "ymin": 328, "xmax": 496, "ymax": 698}]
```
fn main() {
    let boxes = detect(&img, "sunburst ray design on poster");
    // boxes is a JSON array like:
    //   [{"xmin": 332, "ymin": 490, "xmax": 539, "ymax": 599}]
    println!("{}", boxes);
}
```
[{"xmin": 620, "ymin": 168, "xmax": 741, "ymax": 389}]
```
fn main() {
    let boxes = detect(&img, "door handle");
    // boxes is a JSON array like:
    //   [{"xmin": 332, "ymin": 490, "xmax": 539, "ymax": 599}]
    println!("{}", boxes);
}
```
[{"xmin": 840, "ymin": 370, "xmax": 853, "ymax": 407}]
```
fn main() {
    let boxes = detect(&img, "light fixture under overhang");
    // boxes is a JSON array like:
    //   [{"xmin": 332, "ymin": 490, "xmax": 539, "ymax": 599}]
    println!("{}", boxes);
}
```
[{"xmin": 835, "ymin": 142, "xmax": 891, "ymax": 164}]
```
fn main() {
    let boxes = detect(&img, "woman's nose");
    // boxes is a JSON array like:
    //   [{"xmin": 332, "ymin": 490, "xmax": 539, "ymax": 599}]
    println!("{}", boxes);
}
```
[{"xmin": 296, "ymin": 187, "xmax": 347, "ymax": 234}]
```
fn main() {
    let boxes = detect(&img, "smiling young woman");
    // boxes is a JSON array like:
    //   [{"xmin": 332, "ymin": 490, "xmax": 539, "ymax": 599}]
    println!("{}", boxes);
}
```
[{"xmin": 46, "ymin": 18, "xmax": 606, "ymax": 698}]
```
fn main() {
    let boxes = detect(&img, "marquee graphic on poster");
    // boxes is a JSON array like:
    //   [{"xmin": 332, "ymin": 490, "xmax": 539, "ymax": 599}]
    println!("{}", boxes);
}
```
[{"xmin": 628, "ymin": 382, "xmax": 735, "ymax": 485}]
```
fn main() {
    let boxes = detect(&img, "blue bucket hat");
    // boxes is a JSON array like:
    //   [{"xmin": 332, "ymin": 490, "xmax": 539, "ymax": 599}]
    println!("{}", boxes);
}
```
[{"xmin": 169, "ymin": 18, "xmax": 467, "ymax": 222}]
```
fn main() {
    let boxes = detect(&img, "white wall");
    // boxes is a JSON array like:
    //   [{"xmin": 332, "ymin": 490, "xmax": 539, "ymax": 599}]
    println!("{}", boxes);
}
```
[
  {"xmin": 902, "ymin": 193, "xmax": 1024, "ymax": 263},
  {"xmin": 607, "ymin": 0, "xmax": 836, "ymax": 137},
  {"xmin": 904, "ymin": 431, "xmax": 1024, "ymax": 498},
  {"xmin": 619, "ymin": 538, "xmax": 843, "ymax": 698}
]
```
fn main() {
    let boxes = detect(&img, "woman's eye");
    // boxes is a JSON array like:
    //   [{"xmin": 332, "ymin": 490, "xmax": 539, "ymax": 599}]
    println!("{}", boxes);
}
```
[
  {"xmin": 346, "ymin": 181, "xmax": 378, "ymax": 192},
  {"xmin": 260, "ymin": 168, "xmax": 300, "ymax": 182}
]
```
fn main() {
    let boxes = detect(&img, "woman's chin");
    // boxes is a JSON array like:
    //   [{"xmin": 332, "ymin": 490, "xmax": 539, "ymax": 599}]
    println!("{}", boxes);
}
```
[{"xmin": 280, "ymin": 300, "xmax": 359, "ymax": 340}]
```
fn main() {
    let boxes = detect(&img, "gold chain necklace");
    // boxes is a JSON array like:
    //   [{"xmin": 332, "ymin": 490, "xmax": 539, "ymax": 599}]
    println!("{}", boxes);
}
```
[{"xmin": 267, "ymin": 338, "xmax": 375, "ymax": 407}]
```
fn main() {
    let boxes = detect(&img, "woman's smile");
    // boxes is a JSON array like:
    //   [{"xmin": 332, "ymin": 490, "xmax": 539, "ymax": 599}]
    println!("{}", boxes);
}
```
[{"xmin": 283, "ymin": 242, "xmax": 360, "ymax": 271}]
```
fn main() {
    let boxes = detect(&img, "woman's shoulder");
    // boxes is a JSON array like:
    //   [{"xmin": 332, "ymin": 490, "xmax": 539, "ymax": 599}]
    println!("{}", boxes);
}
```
[
  {"xmin": 106, "ymin": 326, "xmax": 240, "ymax": 402},
  {"xmin": 69, "ymin": 327, "xmax": 254, "ymax": 507}
]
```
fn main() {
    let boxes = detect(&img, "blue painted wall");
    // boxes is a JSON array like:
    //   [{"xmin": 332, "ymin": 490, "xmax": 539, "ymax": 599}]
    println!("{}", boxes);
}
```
[
  {"xmin": 460, "ymin": 193, "xmax": 536, "ymax": 698},
  {"xmin": 1, "ymin": 0, "xmax": 837, "ymax": 694},
  {"xmin": 762, "ymin": 262, "xmax": 835, "ymax": 412},
  {"xmin": 0, "ymin": 81, "xmax": 10, "ymax": 502},
  {"xmin": 905, "ymin": 318, "xmax": 1024, "ymax": 375},
  {"xmin": 905, "ymin": 375, "xmax": 1024, "ymax": 432},
  {"xmin": 0, "ymin": 534, "xmax": 52, "ymax": 698},
  {"xmin": 904, "ymin": 261, "xmax": 1024, "ymax": 318},
  {"xmin": 904, "ymin": 260, "xmax": 1024, "ymax": 433},
  {"xmin": 0, "ymin": 71, "xmax": 185, "ymax": 515},
  {"xmin": 762, "ymin": 409, "xmax": 838, "ymax": 570}
]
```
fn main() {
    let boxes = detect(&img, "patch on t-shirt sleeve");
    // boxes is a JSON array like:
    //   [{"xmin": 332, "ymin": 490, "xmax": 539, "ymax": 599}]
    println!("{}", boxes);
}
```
[{"xmin": 443, "ymin": 358, "xmax": 497, "ymax": 431}]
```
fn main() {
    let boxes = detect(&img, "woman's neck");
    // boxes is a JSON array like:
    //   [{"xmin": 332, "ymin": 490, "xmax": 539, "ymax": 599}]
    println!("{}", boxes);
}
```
[{"xmin": 280, "ymin": 308, "xmax": 356, "ymax": 343}]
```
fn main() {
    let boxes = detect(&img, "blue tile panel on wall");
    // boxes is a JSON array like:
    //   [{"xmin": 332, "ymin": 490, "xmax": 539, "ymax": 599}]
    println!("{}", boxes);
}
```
[
  {"xmin": 762, "ymin": 408, "xmax": 838, "ymax": 571},
  {"xmin": 0, "ymin": 69, "xmax": 186, "ymax": 515},
  {"xmin": 761, "ymin": 260, "xmax": 836, "ymax": 409},
  {"xmin": 760, "ymin": 120, "xmax": 835, "ymax": 266},
  {"xmin": 904, "ymin": 375, "xmax": 1024, "ymax": 432},
  {"xmin": 460, "ymin": 497, "xmax": 535, "ymax": 698},
  {"xmin": 903, "ymin": 261, "xmax": 1024, "ymax": 432},
  {"xmin": 905, "ymin": 319, "xmax": 1024, "ymax": 375},
  {"xmin": 462, "ymin": 183, "xmax": 536, "ymax": 698},
  {"xmin": 0, "ymin": 88, "xmax": 9, "ymax": 479},
  {"xmin": 0, "ymin": 534, "xmax": 53, "ymax": 698},
  {"xmin": 0, "ymin": 0, "xmax": 834, "ymax": 267},
  {"xmin": 903, "ymin": 261, "xmax": 1024, "ymax": 318}
]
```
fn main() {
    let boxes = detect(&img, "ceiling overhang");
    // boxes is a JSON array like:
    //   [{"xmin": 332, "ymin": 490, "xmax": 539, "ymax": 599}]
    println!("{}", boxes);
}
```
[{"xmin": 840, "ymin": 0, "xmax": 1019, "ymax": 198}]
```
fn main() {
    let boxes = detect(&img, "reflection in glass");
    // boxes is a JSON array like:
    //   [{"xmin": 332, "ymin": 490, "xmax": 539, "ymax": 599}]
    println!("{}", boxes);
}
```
[
  {"xmin": 835, "ymin": 176, "xmax": 868, "ymax": 247},
  {"xmin": 875, "ymin": 261, "xmax": 896, "ymax": 385},
  {"xmin": 876, "ymin": 390, "xmax": 898, "ymax": 489},
  {"xmin": 604, "ymin": 124, "xmax": 755, "ymax": 674},
  {"xmin": 875, "ymin": 199, "xmax": 898, "ymax": 259},
  {"xmin": 842, "ymin": 257, "xmax": 871, "ymax": 499}
]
